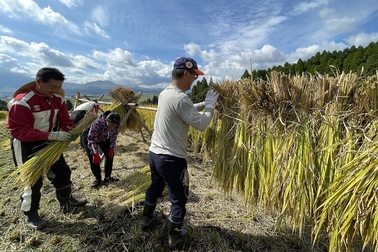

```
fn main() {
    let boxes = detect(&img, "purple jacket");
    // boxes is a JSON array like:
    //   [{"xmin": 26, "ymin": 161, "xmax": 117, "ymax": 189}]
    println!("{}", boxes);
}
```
[{"xmin": 87, "ymin": 113, "xmax": 120, "ymax": 155}]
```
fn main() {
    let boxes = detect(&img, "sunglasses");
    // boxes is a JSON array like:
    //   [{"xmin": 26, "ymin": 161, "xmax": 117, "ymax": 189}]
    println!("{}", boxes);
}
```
[{"xmin": 187, "ymin": 70, "xmax": 198, "ymax": 80}]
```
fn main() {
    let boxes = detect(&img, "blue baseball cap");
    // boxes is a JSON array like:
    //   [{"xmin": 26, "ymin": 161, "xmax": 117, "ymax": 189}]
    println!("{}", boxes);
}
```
[{"xmin": 174, "ymin": 57, "xmax": 204, "ymax": 75}]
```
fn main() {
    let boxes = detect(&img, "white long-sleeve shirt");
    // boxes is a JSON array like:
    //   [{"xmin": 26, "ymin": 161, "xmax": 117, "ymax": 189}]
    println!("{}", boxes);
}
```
[{"xmin": 149, "ymin": 85, "xmax": 214, "ymax": 158}]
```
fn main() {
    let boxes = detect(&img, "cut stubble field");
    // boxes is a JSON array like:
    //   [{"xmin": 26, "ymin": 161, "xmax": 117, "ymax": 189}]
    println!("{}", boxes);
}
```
[{"xmin": 0, "ymin": 119, "xmax": 325, "ymax": 252}]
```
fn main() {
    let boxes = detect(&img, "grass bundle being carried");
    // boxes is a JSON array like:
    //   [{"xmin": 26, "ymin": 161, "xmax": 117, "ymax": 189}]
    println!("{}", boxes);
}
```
[{"xmin": 10, "ymin": 112, "xmax": 98, "ymax": 188}]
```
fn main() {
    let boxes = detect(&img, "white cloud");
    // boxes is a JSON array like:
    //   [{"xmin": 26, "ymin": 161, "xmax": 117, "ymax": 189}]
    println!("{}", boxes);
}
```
[
  {"xmin": 0, "ymin": 36, "xmax": 73, "ymax": 71},
  {"xmin": 92, "ymin": 48, "xmax": 136, "ymax": 67},
  {"xmin": 319, "ymin": 8, "xmax": 357, "ymax": 33},
  {"xmin": 0, "ymin": 36, "xmax": 32, "ymax": 56},
  {"xmin": 0, "ymin": 0, "xmax": 81, "ymax": 34},
  {"xmin": 346, "ymin": 33, "xmax": 378, "ymax": 47},
  {"xmin": 252, "ymin": 45, "xmax": 285, "ymax": 64},
  {"xmin": 0, "ymin": 53, "xmax": 18, "ymax": 67},
  {"xmin": 91, "ymin": 5, "xmax": 109, "ymax": 28},
  {"xmin": 214, "ymin": 15, "xmax": 288, "ymax": 54},
  {"xmin": 199, "ymin": 49, "xmax": 223, "ymax": 63},
  {"xmin": 184, "ymin": 43, "xmax": 202, "ymax": 57},
  {"xmin": 293, "ymin": 0, "xmax": 330, "ymax": 14},
  {"xmin": 138, "ymin": 60, "xmax": 170, "ymax": 77},
  {"xmin": 10, "ymin": 66, "xmax": 30, "ymax": 75},
  {"xmin": 59, "ymin": 0, "xmax": 83, "ymax": 9},
  {"xmin": 30, "ymin": 42, "xmax": 73, "ymax": 67},
  {"xmin": 84, "ymin": 21, "xmax": 110, "ymax": 39},
  {"xmin": 71, "ymin": 55, "xmax": 102, "ymax": 69},
  {"xmin": 0, "ymin": 25, "xmax": 13, "ymax": 34}
]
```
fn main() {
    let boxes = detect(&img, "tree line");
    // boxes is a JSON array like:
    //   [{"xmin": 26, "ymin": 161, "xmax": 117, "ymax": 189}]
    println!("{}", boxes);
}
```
[{"xmin": 241, "ymin": 40, "xmax": 378, "ymax": 81}]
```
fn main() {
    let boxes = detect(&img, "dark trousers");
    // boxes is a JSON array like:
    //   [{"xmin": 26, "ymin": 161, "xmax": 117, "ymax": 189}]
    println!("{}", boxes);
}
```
[
  {"xmin": 81, "ymin": 131, "xmax": 114, "ymax": 180},
  {"xmin": 10, "ymin": 137, "xmax": 72, "ymax": 212},
  {"xmin": 146, "ymin": 151, "xmax": 188, "ymax": 221}
]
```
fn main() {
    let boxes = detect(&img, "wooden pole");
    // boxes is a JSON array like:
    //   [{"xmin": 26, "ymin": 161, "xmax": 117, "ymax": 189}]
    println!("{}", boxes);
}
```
[
  {"xmin": 137, "ymin": 106, "xmax": 158, "ymax": 111},
  {"xmin": 74, "ymin": 91, "xmax": 81, "ymax": 109}
]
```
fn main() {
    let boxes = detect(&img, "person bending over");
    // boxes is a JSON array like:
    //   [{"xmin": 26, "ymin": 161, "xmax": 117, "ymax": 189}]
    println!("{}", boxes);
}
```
[{"xmin": 81, "ymin": 111, "xmax": 121, "ymax": 188}]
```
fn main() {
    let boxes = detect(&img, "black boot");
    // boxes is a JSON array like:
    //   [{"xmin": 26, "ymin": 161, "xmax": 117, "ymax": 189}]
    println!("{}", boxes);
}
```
[
  {"xmin": 103, "ymin": 176, "xmax": 119, "ymax": 185},
  {"xmin": 141, "ymin": 197, "xmax": 157, "ymax": 230},
  {"xmin": 91, "ymin": 178, "xmax": 102, "ymax": 188},
  {"xmin": 56, "ymin": 186, "xmax": 87, "ymax": 213},
  {"xmin": 167, "ymin": 216, "xmax": 192, "ymax": 250},
  {"xmin": 24, "ymin": 211, "xmax": 46, "ymax": 230}
]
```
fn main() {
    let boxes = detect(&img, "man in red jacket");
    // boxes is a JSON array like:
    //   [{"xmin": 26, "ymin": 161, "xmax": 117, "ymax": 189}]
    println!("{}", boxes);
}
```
[{"xmin": 7, "ymin": 67, "xmax": 87, "ymax": 230}]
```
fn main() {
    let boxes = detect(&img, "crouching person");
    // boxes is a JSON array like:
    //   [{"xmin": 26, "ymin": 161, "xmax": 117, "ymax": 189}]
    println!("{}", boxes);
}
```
[{"xmin": 7, "ymin": 67, "xmax": 87, "ymax": 230}]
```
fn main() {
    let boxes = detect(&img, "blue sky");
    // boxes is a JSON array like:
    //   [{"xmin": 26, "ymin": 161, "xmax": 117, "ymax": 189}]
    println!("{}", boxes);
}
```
[{"xmin": 1, "ymin": 0, "xmax": 378, "ymax": 91}]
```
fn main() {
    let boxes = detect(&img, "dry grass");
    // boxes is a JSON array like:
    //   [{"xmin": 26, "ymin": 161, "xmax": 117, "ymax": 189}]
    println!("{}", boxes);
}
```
[
  {"xmin": 0, "ymin": 119, "xmax": 328, "ymax": 252},
  {"xmin": 106, "ymin": 86, "xmax": 142, "ymax": 132},
  {"xmin": 9, "ymin": 112, "xmax": 97, "ymax": 188}
]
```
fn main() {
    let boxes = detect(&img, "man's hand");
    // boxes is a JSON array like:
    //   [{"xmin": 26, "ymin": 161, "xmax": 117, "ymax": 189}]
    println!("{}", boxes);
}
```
[
  {"xmin": 48, "ymin": 132, "xmax": 72, "ymax": 141},
  {"xmin": 92, "ymin": 153, "xmax": 101, "ymax": 165},
  {"xmin": 108, "ymin": 149, "xmax": 114, "ymax": 158},
  {"xmin": 205, "ymin": 90, "xmax": 219, "ymax": 110}
]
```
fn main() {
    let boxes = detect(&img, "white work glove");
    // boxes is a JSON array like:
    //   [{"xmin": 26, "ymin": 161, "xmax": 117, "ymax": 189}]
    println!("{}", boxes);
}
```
[
  {"xmin": 48, "ymin": 131, "xmax": 72, "ymax": 141},
  {"xmin": 204, "ymin": 90, "xmax": 219, "ymax": 110}
]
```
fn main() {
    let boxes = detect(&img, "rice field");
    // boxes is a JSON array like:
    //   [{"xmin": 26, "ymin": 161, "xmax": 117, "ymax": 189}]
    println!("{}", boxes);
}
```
[
  {"xmin": 1, "ymin": 70, "xmax": 378, "ymax": 251},
  {"xmin": 189, "ymin": 70, "xmax": 378, "ymax": 252},
  {"xmin": 0, "ymin": 119, "xmax": 328, "ymax": 251}
]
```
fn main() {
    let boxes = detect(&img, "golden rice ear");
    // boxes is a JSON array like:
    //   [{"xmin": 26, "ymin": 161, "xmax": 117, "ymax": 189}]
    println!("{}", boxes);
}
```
[{"xmin": 13, "ymin": 81, "xmax": 36, "ymax": 98}]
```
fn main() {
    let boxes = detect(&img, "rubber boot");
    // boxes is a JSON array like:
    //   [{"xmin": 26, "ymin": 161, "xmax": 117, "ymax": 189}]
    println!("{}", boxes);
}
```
[
  {"xmin": 24, "ymin": 211, "xmax": 46, "ymax": 230},
  {"xmin": 167, "ymin": 216, "xmax": 192, "ymax": 250},
  {"xmin": 141, "ymin": 196, "xmax": 158, "ymax": 230},
  {"xmin": 56, "ymin": 186, "xmax": 87, "ymax": 213}
]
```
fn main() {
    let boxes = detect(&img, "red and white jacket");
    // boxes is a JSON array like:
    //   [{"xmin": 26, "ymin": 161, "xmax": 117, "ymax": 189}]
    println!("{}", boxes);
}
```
[{"xmin": 7, "ymin": 87, "xmax": 74, "ymax": 142}]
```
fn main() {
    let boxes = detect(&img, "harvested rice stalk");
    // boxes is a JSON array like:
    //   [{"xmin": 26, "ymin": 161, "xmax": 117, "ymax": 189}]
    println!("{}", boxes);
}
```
[
  {"xmin": 109, "ymin": 86, "xmax": 138, "ymax": 103},
  {"xmin": 10, "ymin": 112, "xmax": 97, "ymax": 188},
  {"xmin": 105, "ymin": 102, "xmax": 141, "ymax": 132},
  {"xmin": 105, "ymin": 86, "xmax": 143, "ymax": 132},
  {"xmin": 104, "ymin": 166, "xmax": 151, "ymax": 218}
]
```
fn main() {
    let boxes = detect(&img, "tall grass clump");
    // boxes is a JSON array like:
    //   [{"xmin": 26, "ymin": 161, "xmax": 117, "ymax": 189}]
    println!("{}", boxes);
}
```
[{"xmin": 192, "ymin": 70, "xmax": 378, "ymax": 251}]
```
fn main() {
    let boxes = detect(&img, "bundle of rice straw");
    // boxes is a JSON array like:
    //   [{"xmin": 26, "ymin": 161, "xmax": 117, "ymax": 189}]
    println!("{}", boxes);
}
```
[
  {"xmin": 10, "ymin": 112, "xmax": 97, "ymax": 188},
  {"xmin": 104, "ymin": 166, "xmax": 151, "ymax": 218},
  {"xmin": 106, "ymin": 86, "xmax": 143, "ymax": 132}
]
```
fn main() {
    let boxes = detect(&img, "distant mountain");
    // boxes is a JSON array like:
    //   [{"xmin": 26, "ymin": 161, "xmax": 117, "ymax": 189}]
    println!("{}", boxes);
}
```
[
  {"xmin": 0, "ymin": 72, "xmax": 34, "ymax": 98},
  {"xmin": 0, "ymin": 79, "xmax": 163, "ymax": 99},
  {"xmin": 63, "ymin": 80, "xmax": 118, "ymax": 95}
]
